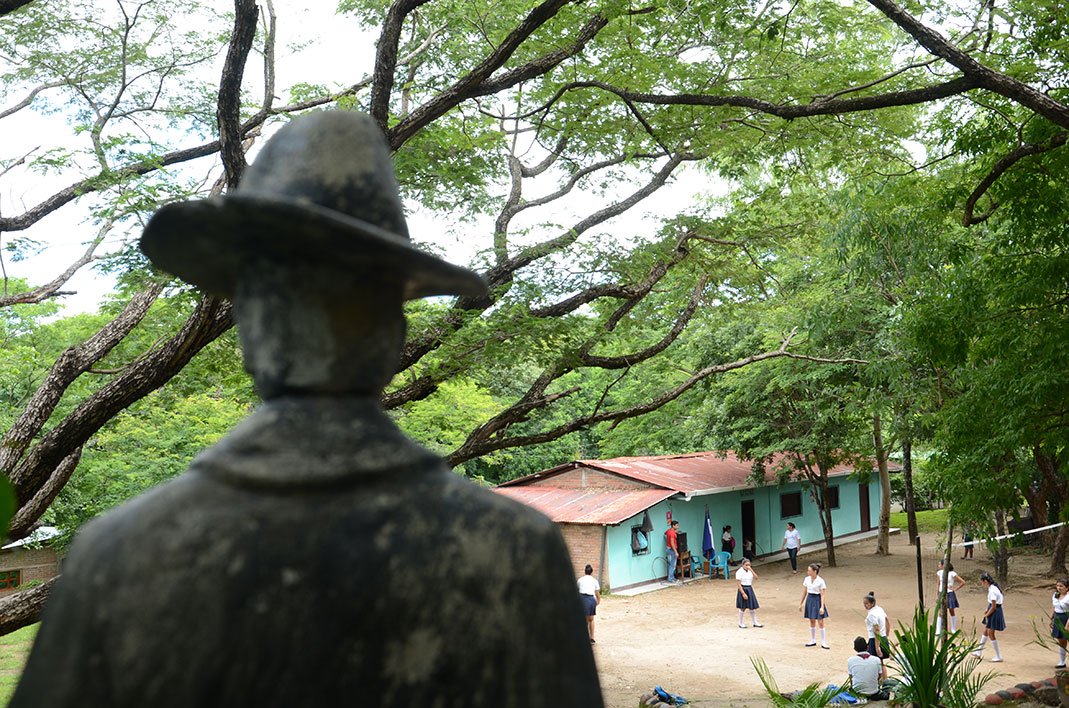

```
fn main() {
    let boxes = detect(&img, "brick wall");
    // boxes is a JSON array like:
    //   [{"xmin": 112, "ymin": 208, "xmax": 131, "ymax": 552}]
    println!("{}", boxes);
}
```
[
  {"xmin": 0, "ymin": 546, "xmax": 59, "ymax": 596},
  {"xmin": 559, "ymin": 523, "xmax": 609, "ymax": 589},
  {"xmin": 529, "ymin": 467, "xmax": 648, "ymax": 490}
]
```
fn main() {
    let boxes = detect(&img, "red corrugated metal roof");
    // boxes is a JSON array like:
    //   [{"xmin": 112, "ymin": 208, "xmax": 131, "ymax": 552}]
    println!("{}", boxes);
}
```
[
  {"xmin": 498, "ymin": 451, "xmax": 868, "ymax": 494},
  {"xmin": 493, "ymin": 487, "xmax": 677, "ymax": 525}
]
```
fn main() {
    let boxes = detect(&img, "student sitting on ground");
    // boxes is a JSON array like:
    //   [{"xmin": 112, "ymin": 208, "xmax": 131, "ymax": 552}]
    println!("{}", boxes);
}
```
[{"xmin": 847, "ymin": 636, "xmax": 890, "ymax": 700}]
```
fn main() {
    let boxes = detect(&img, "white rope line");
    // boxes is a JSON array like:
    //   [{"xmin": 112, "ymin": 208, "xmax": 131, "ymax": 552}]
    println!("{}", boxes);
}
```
[{"xmin": 924, "ymin": 520, "xmax": 1068, "ymax": 551}]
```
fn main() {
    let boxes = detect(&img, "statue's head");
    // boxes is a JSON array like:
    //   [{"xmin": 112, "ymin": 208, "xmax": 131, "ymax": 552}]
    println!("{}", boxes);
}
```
[{"xmin": 140, "ymin": 111, "xmax": 486, "ymax": 397}]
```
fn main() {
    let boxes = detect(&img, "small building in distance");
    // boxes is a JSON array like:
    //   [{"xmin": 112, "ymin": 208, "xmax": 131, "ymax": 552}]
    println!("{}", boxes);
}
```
[
  {"xmin": 0, "ymin": 526, "xmax": 62, "ymax": 596},
  {"xmin": 494, "ymin": 451, "xmax": 884, "ymax": 592}
]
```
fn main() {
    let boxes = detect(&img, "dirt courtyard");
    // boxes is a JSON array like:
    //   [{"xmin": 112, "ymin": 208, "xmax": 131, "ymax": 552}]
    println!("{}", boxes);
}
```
[{"xmin": 592, "ymin": 531, "xmax": 1065, "ymax": 707}]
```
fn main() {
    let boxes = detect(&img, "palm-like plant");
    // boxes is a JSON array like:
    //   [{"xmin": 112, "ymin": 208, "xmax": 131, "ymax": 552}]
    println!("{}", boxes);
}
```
[
  {"xmin": 751, "ymin": 656, "xmax": 852, "ymax": 708},
  {"xmin": 891, "ymin": 607, "xmax": 1003, "ymax": 708}
]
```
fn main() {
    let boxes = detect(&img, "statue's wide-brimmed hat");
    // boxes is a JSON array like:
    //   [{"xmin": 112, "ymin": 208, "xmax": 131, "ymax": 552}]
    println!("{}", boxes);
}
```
[{"xmin": 140, "ymin": 111, "xmax": 487, "ymax": 300}]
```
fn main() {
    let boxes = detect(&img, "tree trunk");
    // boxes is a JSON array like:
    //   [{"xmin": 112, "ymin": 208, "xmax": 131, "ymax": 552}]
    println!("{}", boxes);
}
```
[
  {"xmin": 0, "ymin": 577, "xmax": 56, "ymax": 635},
  {"xmin": 0, "ymin": 0, "xmax": 36, "ymax": 16},
  {"xmin": 1051, "ymin": 524, "xmax": 1069, "ymax": 576},
  {"xmin": 1028, "ymin": 446, "xmax": 1056, "ymax": 548},
  {"xmin": 873, "ymin": 413, "xmax": 892, "ymax": 555},
  {"xmin": 809, "ymin": 459, "xmax": 837, "ymax": 567},
  {"xmin": 993, "ymin": 510, "xmax": 1009, "ymax": 585},
  {"xmin": 902, "ymin": 436, "xmax": 919, "ymax": 544}
]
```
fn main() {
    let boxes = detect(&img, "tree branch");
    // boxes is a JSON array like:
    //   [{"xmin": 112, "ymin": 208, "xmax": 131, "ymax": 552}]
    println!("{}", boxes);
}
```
[
  {"xmin": 0, "ymin": 282, "xmax": 165, "ymax": 482},
  {"xmin": 864, "ymin": 0, "xmax": 1069, "ymax": 129},
  {"xmin": 370, "ymin": 0, "xmax": 437, "ymax": 132},
  {"xmin": 446, "ymin": 330, "xmax": 863, "ymax": 465},
  {"xmin": 0, "ymin": 234, "xmax": 105, "ymax": 308},
  {"xmin": 217, "ymin": 0, "xmax": 259, "ymax": 188},
  {"xmin": 0, "ymin": 0, "xmax": 35, "ymax": 16},
  {"xmin": 962, "ymin": 131, "xmax": 1068, "ymax": 226},
  {"xmin": 515, "ymin": 76, "xmax": 980, "ymax": 123},
  {"xmin": 8, "ymin": 296, "xmax": 233, "ymax": 528},
  {"xmin": 580, "ymin": 276, "xmax": 706, "ymax": 369},
  {"xmin": 0, "ymin": 577, "xmax": 57, "ymax": 637},
  {"xmin": 387, "ymin": 7, "xmax": 608, "ymax": 148},
  {"xmin": 0, "ymin": 81, "xmax": 64, "ymax": 119}
]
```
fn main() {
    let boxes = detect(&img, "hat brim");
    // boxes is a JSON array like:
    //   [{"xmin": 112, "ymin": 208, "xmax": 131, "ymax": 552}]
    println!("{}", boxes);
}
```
[{"xmin": 140, "ymin": 194, "xmax": 487, "ymax": 300}]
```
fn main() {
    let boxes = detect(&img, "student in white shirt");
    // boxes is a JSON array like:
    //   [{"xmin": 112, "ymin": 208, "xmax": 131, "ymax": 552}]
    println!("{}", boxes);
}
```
[
  {"xmin": 846, "ymin": 636, "xmax": 889, "ymax": 700},
  {"xmin": 782, "ymin": 522, "xmax": 801, "ymax": 574},
  {"xmin": 1050, "ymin": 578, "xmax": 1069, "ymax": 668},
  {"xmin": 935, "ymin": 559, "xmax": 966, "ymax": 635},
  {"xmin": 974, "ymin": 572, "xmax": 1005, "ymax": 662},
  {"xmin": 861, "ymin": 592, "xmax": 890, "ymax": 659},
  {"xmin": 735, "ymin": 559, "xmax": 764, "ymax": 628},
  {"xmin": 577, "ymin": 564, "xmax": 601, "ymax": 643},
  {"xmin": 798, "ymin": 562, "xmax": 829, "ymax": 648}
]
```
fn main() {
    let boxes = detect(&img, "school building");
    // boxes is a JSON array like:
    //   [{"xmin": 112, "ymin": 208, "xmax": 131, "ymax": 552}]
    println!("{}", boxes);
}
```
[{"xmin": 494, "ymin": 451, "xmax": 885, "ymax": 592}]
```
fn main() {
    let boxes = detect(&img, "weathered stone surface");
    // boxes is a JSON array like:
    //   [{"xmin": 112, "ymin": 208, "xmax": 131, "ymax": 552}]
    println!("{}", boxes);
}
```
[
  {"xmin": 984, "ymin": 693, "xmax": 1003, "ymax": 705},
  {"xmin": 10, "ymin": 111, "xmax": 602, "ymax": 708},
  {"xmin": 1036, "ymin": 685, "xmax": 1061, "ymax": 706}
]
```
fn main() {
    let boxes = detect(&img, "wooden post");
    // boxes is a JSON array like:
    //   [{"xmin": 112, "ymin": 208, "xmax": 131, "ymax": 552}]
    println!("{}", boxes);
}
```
[{"xmin": 916, "ymin": 536, "xmax": 924, "ymax": 611}]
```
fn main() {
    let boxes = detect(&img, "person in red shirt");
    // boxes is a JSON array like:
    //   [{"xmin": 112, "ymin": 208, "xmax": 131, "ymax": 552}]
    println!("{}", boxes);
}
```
[{"xmin": 665, "ymin": 520, "xmax": 680, "ymax": 584}]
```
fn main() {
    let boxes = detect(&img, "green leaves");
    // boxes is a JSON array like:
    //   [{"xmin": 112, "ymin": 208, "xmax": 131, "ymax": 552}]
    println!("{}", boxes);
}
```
[{"xmin": 891, "ymin": 606, "xmax": 1003, "ymax": 708}]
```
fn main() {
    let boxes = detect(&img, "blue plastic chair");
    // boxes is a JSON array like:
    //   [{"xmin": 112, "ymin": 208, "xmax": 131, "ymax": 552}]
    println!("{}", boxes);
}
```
[{"xmin": 710, "ymin": 551, "xmax": 731, "ymax": 579}]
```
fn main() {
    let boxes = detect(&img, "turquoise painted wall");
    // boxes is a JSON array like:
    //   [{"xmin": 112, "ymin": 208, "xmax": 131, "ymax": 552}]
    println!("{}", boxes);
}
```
[{"xmin": 605, "ymin": 475, "xmax": 881, "ymax": 590}]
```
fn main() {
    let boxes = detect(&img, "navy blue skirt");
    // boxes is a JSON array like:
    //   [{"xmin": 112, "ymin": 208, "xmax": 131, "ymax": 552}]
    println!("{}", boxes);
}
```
[
  {"xmin": 581, "ymin": 594, "xmax": 597, "ymax": 617},
  {"xmin": 804, "ymin": 593, "xmax": 828, "ymax": 620},
  {"xmin": 983, "ymin": 606, "xmax": 1005, "ymax": 631},
  {"xmin": 736, "ymin": 587, "xmax": 759, "ymax": 610},
  {"xmin": 947, "ymin": 591, "xmax": 959, "ymax": 609},
  {"xmin": 867, "ymin": 636, "xmax": 889, "ymax": 659},
  {"xmin": 1053, "ymin": 612, "xmax": 1068, "ymax": 640}
]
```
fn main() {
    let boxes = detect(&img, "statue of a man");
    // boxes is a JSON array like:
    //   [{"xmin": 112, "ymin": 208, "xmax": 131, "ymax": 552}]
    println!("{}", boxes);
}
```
[{"xmin": 12, "ymin": 111, "xmax": 603, "ymax": 707}]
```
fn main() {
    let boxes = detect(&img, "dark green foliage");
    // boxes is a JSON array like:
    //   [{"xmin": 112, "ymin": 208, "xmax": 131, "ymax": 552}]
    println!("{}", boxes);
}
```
[{"xmin": 891, "ymin": 607, "xmax": 1002, "ymax": 708}]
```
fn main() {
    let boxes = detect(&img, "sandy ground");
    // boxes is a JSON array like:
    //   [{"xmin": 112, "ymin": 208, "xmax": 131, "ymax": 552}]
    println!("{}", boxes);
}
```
[{"xmin": 592, "ymin": 530, "xmax": 1065, "ymax": 707}]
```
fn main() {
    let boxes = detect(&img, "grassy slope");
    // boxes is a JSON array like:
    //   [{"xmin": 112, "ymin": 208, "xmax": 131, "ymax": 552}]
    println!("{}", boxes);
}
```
[
  {"xmin": 890, "ymin": 509, "xmax": 949, "ymax": 535},
  {"xmin": 0, "ymin": 624, "xmax": 36, "ymax": 707}
]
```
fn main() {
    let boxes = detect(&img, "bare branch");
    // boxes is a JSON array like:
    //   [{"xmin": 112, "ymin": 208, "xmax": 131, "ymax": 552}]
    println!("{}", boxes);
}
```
[
  {"xmin": 483, "ymin": 152, "xmax": 700, "ymax": 290},
  {"xmin": 0, "ymin": 232, "xmax": 106, "ymax": 308},
  {"xmin": 0, "ymin": 81, "xmax": 64, "ymax": 119},
  {"xmin": 397, "ymin": 151, "xmax": 698, "ymax": 373},
  {"xmin": 0, "ymin": 146, "xmax": 39, "ymax": 183},
  {"xmin": 522, "ymin": 133, "xmax": 569, "ymax": 177},
  {"xmin": 262, "ymin": 0, "xmax": 277, "ymax": 114},
  {"xmin": 812, "ymin": 59, "xmax": 939, "ymax": 102}
]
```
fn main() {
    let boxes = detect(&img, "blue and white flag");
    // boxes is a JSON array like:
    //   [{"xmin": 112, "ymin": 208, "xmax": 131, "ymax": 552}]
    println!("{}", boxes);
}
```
[{"xmin": 702, "ymin": 508, "xmax": 714, "ymax": 558}]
